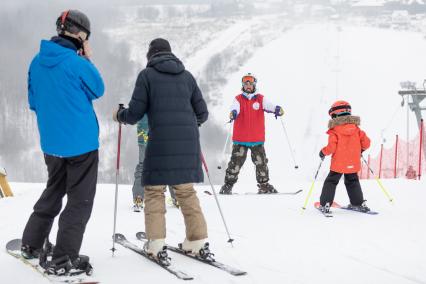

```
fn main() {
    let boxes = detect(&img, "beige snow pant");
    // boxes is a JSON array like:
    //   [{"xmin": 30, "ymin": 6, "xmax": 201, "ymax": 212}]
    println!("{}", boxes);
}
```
[{"xmin": 144, "ymin": 183, "xmax": 207, "ymax": 241}]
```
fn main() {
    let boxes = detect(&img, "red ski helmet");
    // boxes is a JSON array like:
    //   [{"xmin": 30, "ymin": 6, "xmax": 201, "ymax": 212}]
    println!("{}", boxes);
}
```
[{"xmin": 329, "ymin": 100, "xmax": 351, "ymax": 118}]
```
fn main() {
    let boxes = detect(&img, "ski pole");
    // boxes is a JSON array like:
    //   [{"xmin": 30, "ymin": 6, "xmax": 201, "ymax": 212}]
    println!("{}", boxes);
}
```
[
  {"xmin": 279, "ymin": 117, "xmax": 299, "ymax": 169},
  {"xmin": 201, "ymin": 151, "xmax": 234, "ymax": 246},
  {"xmin": 217, "ymin": 122, "xmax": 232, "ymax": 170},
  {"xmin": 361, "ymin": 155, "xmax": 394, "ymax": 203},
  {"xmin": 301, "ymin": 159, "xmax": 324, "ymax": 212},
  {"xmin": 111, "ymin": 104, "xmax": 124, "ymax": 256}
]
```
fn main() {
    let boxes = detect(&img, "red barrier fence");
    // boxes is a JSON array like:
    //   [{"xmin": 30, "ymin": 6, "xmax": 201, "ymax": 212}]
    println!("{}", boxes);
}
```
[{"xmin": 360, "ymin": 119, "xmax": 425, "ymax": 180}]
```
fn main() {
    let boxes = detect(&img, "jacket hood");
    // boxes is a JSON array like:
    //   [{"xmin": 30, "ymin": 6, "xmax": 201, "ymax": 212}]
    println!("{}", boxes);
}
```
[
  {"xmin": 38, "ymin": 40, "xmax": 75, "ymax": 68},
  {"xmin": 147, "ymin": 52, "xmax": 185, "ymax": 74},
  {"xmin": 328, "ymin": 115, "xmax": 360, "ymax": 135}
]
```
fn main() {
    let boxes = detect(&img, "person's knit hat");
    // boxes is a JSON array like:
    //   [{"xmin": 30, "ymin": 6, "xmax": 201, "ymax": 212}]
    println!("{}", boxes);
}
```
[{"xmin": 147, "ymin": 38, "xmax": 171, "ymax": 60}]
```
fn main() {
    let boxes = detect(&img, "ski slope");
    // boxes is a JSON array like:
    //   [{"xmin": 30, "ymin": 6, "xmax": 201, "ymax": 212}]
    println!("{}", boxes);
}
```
[
  {"xmin": 214, "ymin": 23, "xmax": 426, "ymax": 182},
  {"xmin": 2, "ymin": 21, "xmax": 426, "ymax": 284},
  {"xmin": 1, "ymin": 180, "xmax": 425, "ymax": 284}
]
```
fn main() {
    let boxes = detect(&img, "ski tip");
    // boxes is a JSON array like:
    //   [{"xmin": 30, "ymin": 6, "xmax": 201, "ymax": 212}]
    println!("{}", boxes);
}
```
[
  {"xmin": 233, "ymin": 271, "xmax": 248, "ymax": 276},
  {"xmin": 6, "ymin": 238, "xmax": 22, "ymax": 245},
  {"xmin": 6, "ymin": 239, "xmax": 22, "ymax": 253},
  {"xmin": 113, "ymin": 233, "xmax": 126, "ymax": 242},
  {"xmin": 136, "ymin": 232, "xmax": 147, "ymax": 240}
]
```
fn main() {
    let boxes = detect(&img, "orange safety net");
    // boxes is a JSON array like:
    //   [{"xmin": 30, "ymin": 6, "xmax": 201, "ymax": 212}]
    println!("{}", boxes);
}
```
[{"xmin": 359, "ymin": 122, "xmax": 425, "ymax": 180}]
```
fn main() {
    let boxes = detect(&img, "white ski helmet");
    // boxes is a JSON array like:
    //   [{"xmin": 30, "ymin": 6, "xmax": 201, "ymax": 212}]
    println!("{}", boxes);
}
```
[{"xmin": 241, "ymin": 73, "xmax": 257, "ymax": 93}]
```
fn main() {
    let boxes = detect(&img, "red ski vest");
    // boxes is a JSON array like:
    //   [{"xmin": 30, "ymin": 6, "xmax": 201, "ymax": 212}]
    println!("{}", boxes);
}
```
[{"xmin": 232, "ymin": 94, "xmax": 265, "ymax": 142}]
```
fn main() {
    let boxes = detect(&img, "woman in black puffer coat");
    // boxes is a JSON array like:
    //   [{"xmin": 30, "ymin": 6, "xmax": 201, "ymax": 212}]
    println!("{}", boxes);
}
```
[{"xmin": 114, "ymin": 38, "xmax": 210, "ymax": 259}]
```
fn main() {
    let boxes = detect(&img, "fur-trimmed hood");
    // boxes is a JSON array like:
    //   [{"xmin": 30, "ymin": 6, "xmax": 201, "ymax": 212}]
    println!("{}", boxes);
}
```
[{"xmin": 328, "ymin": 115, "xmax": 360, "ymax": 129}]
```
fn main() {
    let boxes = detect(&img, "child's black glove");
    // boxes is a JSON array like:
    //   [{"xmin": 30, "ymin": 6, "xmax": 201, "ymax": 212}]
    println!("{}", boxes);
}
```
[
  {"xmin": 229, "ymin": 110, "xmax": 237, "ymax": 122},
  {"xmin": 319, "ymin": 150, "xmax": 325, "ymax": 160},
  {"xmin": 274, "ymin": 106, "xmax": 284, "ymax": 119}
]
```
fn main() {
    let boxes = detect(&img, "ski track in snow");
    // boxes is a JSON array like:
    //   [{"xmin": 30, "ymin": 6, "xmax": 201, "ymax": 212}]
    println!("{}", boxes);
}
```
[
  {"xmin": 2, "ymin": 179, "xmax": 425, "ymax": 284},
  {"xmin": 343, "ymin": 254, "xmax": 426, "ymax": 284}
]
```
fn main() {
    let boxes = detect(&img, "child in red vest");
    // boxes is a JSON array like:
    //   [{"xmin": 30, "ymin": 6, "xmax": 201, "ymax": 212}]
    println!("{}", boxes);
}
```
[
  {"xmin": 219, "ymin": 73, "xmax": 284, "ymax": 194},
  {"xmin": 318, "ymin": 101, "xmax": 371, "ymax": 213}
]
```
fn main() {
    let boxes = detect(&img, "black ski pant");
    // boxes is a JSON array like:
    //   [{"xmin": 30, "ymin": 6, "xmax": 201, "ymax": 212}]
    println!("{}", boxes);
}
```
[
  {"xmin": 22, "ymin": 150, "xmax": 98, "ymax": 260},
  {"xmin": 320, "ymin": 171, "xmax": 364, "ymax": 206},
  {"xmin": 224, "ymin": 144, "xmax": 269, "ymax": 185}
]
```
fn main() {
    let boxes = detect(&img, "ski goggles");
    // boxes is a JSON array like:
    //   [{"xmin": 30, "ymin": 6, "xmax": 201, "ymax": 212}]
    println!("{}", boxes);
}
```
[
  {"xmin": 328, "ymin": 105, "xmax": 351, "ymax": 116},
  {"xmin": 242, "ymin": 76, "xmax": 256, "ymax": 84}
]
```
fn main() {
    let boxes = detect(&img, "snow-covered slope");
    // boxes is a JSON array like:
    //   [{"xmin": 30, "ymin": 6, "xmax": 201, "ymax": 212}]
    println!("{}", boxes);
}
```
[
  {"xmin": 3, "ymin": 17, "xmax": 426, "ymax": 284},
  {"xmin": 214, "ymin": 23, "xmax": 426, "ymax": 182},
  {"xmin": 1, "ymin": 179, "xmax": 425, "ymax": 284}
]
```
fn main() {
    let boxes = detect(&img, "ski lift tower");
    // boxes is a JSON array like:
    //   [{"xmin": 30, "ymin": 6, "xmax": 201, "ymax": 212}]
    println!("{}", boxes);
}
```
[{"xmin": 398, "ymin": 80, "xmax": 426, "ymax": 161}]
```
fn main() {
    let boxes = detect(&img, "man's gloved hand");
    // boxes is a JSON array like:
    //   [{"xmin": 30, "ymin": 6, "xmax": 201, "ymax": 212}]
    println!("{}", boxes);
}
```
[
  {"xmin": 113, "ymin": 104, "xmax": 125, "ymax": 123},
  {"xmin": 229, "ymin": 110, "xmax": 238, "ymax": 121},
  {"xmin": 274, "ymin": 106, "xmax": 284, "ymax": 119},
  {"xmin": 319, "ymin": 150, "xmax": 325, "ymax": 161}
]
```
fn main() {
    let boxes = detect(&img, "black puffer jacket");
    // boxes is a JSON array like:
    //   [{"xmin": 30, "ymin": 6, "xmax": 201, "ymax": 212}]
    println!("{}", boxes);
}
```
[{"xmin": 118, "ymin": 52, "xmax": 208, "ymax": 185}]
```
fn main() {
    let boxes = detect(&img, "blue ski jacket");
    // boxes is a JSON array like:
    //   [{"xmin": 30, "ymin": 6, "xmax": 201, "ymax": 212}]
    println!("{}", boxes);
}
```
[{"xmin": 28, "ymin": 37, "xmax": 104, "ymax": 157}]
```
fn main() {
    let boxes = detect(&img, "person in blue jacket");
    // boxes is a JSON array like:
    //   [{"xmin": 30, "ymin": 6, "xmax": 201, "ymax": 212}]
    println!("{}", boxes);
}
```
[{"xmin": 21, "ymin": 10, "xmax": 104, "ymax": 276}]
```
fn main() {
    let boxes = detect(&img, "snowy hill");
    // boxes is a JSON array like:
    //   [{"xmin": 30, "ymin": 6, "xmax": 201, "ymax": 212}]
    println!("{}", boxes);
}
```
[
  {"xmin": 1, "ymin": 179, "xmax": 425, "ymax": 284},
  {"xmin": 2, "ymin": 14, "xmax": 426, "ymax": 284},
  {"xmin": 214, "ymin": 23, "xmax": 426, "ymax": 182}
]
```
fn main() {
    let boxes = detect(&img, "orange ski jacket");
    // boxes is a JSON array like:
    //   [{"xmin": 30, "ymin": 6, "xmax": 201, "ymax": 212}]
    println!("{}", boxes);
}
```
[{"xmin": 321, "ymin": 116, "xmax": 370, "ymax": 174}]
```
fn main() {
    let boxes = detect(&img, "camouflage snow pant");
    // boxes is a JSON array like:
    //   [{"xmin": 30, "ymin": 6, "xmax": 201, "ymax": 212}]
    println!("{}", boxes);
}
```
[{"xmin": 224, "ymin": 144, "xmax": 269, "ymax": 185}]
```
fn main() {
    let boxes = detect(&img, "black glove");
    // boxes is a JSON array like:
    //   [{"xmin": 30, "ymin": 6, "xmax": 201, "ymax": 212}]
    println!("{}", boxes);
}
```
[
  {"xmin": 274, "ymin": 106, "xmax": 284, "ymax": 119},
  {"xmin": 319, "ymin": 150, "xmax": 325, "ymax": 160},
  {"xmin": 229, "ymin": 110, "xmax": 237, "ymax": 122},
  {"xmin": 113, "ymin": 104, "xmax": 126, "ymax": 123}
]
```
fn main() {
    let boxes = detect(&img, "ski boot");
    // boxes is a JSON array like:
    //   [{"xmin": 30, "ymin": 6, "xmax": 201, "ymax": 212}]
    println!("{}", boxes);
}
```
[
  {"xmin": 318, "ymin": 202, "xmax": 331, "ymax": 214},
  {"xmin": 348, "ymin": 200, "xmax": 370, "ymax": 213},
  {"xmin": 179, "ymin": 239, "xmax": 215, "ymax": 262},
  {"xmin": 257, "ymin": 183, "xmax": 278, "ymax": 194},
  {"xmin": 219, "ymin": 183, "xmax": 233, "ymax": 195},
  {"xmin": 143, "ymin": 239, "xmax": 171, "ymax": 266},
  {"xmin": 21, "ymin": 245, "xmax": 41, "ymax": 259},
  {"xmin": 21, "ymin": 239, "xmax": 54, "ymax": 259},
  {"xmin": 43, "ymin": 255, "xmax": 93, "ymax": 276},
  {"xmin": 133, "ymin": 196, "xmax": 143, "ymax": 212}
]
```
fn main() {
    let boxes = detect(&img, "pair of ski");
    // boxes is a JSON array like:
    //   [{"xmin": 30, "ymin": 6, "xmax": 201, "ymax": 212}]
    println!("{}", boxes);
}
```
[
  {"xmin": 204, "ymin": 189, "xmax": 303, "ymax": 196},
  {"xmin": 113, "ymin": 232, "xmax": 247, "ymax": 280},
  {"xmin": 314, "ymin": 201, "xmax": 379, "ymax": 218},
  {"xmin": 5, "ymin": 239, "xmax": 98, "ymax": 284}
]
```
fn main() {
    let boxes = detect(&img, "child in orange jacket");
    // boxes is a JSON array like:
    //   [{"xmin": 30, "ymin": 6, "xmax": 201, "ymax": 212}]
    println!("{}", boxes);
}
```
[{"xmin": 318, "ymin": 101, "xmax": 371, "ymax": 213}]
